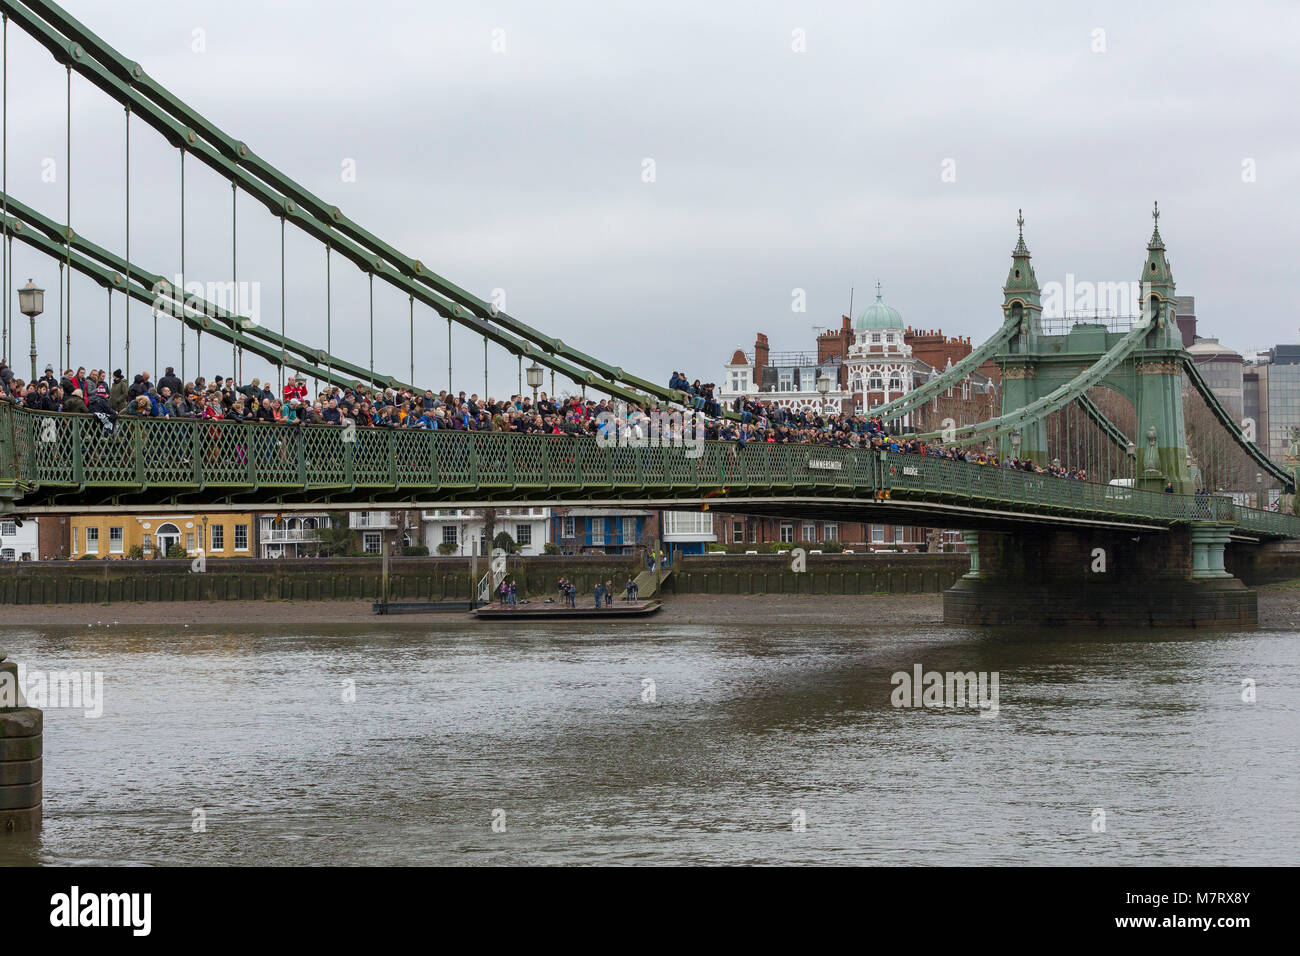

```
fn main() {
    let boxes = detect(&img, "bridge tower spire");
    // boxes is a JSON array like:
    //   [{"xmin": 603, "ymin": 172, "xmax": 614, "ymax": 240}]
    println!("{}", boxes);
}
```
[
  {"xmin": 999, "ymin": 209, "xmax": 1048, "ymax": 463},
  {"xmin": 1134, "ymin": 201, "xmax": 1192, "ymax": 491}
]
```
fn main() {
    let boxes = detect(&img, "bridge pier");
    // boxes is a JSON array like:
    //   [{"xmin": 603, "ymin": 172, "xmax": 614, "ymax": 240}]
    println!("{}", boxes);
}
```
[
  {"xmin": 0, "ymin": 651, "xmax": 43, "ymax": 834},
  {"xmin": 943, "ymin": 526, "xmax": 1256, "ymax": 628}
]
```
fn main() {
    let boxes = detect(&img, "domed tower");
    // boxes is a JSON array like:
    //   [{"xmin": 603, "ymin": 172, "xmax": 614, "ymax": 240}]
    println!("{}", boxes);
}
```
[{"xmin": 845, "ymin": 283, "xmax": 915, "ymax": 419}]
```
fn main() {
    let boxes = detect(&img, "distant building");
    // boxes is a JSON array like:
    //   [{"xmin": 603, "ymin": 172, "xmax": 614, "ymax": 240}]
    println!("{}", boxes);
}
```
[
  {"xmin": 720, "ymin": 286, "xmax": 997, "ymax": 427},
  {"xmin": 1187, "ymin": 336, "xmax": 1244, "ymax": 422},
  {"xmin": 711, "ymin": 514, "xmax": 963, "ymax": 553},
  {"xmin": 422, "ymin": 508, "xmax": 551, "ymax": 556},
  {"xmin": 550, "ymin": 507, "xmax": 656, "ymax": 556},
  {"xmin": 1172, "ymin": 295, "xmax": 1197, "ymax": 347},
  {"xmin": 0, "ymin": 517, "xmax": 39, "ymax": 561},
  {"xmin": 68, "ymin": 513, "xmax": 257, "ymax": 559},
  {"xmin": 259, "ymin": 513, "xmax": 333, "ymax": 558},
  {"xmin": 661, "ymin": 510, "xmax": 716, "ymax": 560},
  {"xmin": 714, "ymin": 286, "xmax": 996, "ymax": 550}
]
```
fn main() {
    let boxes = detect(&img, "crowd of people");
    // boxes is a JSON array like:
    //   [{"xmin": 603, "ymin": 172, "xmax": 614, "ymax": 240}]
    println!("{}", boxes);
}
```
[{"xmin": 0, "ymin": 356, "xmax": 1088, "ymax": 482}]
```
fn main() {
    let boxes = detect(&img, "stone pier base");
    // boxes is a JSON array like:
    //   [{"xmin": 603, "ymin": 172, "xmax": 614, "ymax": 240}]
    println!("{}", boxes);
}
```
[
  {"xmin": 943, "ymin": 526, "xmax": 1257, "ymax": 628},
  {"xmin": 1, "ymin": 655, "xmax": 42, "ymax": 835}
]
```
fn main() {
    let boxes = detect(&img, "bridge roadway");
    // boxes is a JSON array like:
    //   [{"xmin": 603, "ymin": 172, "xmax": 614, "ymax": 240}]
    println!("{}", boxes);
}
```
[{"xmin": 1, "ymin": 404, "xmax": 1297, "ymax": 540}]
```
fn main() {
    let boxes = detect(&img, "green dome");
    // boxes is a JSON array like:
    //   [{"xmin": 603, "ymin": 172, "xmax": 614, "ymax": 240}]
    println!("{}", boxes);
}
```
[{"xmin": 855, "ymin": 292, "xmax": 904, "ymax": 331}]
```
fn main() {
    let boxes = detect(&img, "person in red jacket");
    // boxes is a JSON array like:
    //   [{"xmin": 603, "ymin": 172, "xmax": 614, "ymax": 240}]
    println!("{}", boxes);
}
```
[{"xmin": 283, "ymin": 375, "xmax": 308, "ymax": 403}]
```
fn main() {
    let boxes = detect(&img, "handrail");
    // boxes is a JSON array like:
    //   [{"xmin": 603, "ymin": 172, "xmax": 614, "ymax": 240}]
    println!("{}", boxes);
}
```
[{"xmin": 5, "ymin": 402, "xmax": 1299, "ymax": 538}]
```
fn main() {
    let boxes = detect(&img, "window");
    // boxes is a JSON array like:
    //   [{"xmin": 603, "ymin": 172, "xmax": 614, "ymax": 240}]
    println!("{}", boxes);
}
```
[
  {"xmin": 515, "ymin": 524, "xmax": 532, "ymax": 546},
  {"xmin": 442, "ymin": 526, "xmax": 457, "ymax": 545},
  {"xmin": 749, "ymin": 525, "xmax": 758, "ymax": 543},
  {"xmin": 802, "ymin": 521, "xmax": 817, "ymax": 542},
  {"xmin": 72, "ymin": 527, "xmax": 78, "ymax": 554},
  {"xmin": 824, "ymin": 523, "xmax": 838, "ymax": 541},
  {"xmin": 868, "ymin": 373, "xmax": 883, "ymax": 390},
  {"xmin": 622, "ymin": 517, "xmax": 637, "ymax": 541},
  {"xmin": 729, "ymin": 371, "xmax": 747, "ymax": 391},
  {"xmin": 780, "ymin": 523, "xmax": 794, "ymax": 543},
  {"xmin": 871, "ymin": 333, "xmax": 882, "ymax": 344},
  {"xmin": 733, "ymin": 520, "xmax": 744, "ymax": 543},
  {"xmin": 0, "ymin": 521, "xmax": 14, "ymax": 536},
  {"xmin": 591, "ymin": 521, "xmax": 605, "ymax": 546},
  {"xmin": 888, "ymin": 376, "xmax": 902, "ymax": 391},
  {"xmin": 1, "ymin": 549, "xmax": 12, "ymax": 561},
  {"xmin": 211, "ymin": 525, "xmax": 224, "ymax": 551},
  {"xmin": 561, "ymin": 517, "xmax": 575, "ymax": 538},
  {"xmin": 142, "ymin": 533, "xmax": 153, "ymax": 554},
  {"xmin": 185, "ymin": 533, "xmax": 195, "ymax": 552},
  {"xmin": 363, "ymin": 532, "xmax": 382, "ymax": 555},
  {"xmin": 109, "ymin": 527, "xmax": 124, "ymax": 554},
  {"xmin": 234, "ymin": 524, "xmax": 249, "ymax": 551},
  {"xmin": 872, "ymin": 525, "xmax": 884, "ymax": 543}
]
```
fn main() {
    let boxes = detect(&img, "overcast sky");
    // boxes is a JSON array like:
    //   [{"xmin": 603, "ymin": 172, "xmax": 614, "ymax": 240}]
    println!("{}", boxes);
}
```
[{"xmin": 3, "ymin": 0, "xmax": 1298, "ymax": 392}]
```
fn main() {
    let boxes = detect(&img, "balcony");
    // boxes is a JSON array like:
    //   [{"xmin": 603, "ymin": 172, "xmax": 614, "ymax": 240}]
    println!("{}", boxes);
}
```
[
  {"xmin": 260, "ymin": 526, "xmax": 325, "ymax": 543},
  {"xmin": 349, "ymin": 511, "xmax": 398, "ymax": 529}
]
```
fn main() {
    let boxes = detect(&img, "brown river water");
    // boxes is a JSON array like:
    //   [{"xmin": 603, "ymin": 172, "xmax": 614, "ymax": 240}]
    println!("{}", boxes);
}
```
[{"xmin": 1, "ymin": 595, "xmax": 1296, "ymax": 865}]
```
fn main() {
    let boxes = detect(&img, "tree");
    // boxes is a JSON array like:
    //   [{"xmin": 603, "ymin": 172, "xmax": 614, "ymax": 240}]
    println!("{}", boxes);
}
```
[
  {"xmin": 493, "ymin": 531, "xmax": 517, "ymax": 554},
  {"xmin": 315, "ymin": 515, "xmax": 356, "ymax": 557},
  {"xmin": 436, "ymin": 541, "xmax": 459, "ymax": 556},
  {"xmin": 165, "ymin": 542, "xmax": 188, "ymax": 559}
]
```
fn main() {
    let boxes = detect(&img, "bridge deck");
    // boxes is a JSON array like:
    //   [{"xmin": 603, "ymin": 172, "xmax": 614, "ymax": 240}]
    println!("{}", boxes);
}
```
[{"xmin": 1, "ymin": 404, "xmax": 1295, "ymax": 539}]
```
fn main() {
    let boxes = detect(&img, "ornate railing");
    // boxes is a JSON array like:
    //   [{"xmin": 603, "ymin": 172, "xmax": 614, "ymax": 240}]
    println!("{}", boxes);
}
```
[{"xmin": 2, "ymin": 402, "xmax": 1298, "ymax": 537}]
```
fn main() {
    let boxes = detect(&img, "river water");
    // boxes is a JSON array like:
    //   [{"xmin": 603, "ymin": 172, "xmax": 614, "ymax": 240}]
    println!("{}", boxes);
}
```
[{"xmin": 2, "ymin": 605, "xmax": 1297, "ymax": 866}]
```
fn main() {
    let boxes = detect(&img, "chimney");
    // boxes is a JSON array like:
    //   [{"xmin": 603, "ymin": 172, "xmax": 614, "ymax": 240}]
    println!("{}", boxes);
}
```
[{"xmin": 754, "ymin": 333, "xmax": 770, "ymax": 370}]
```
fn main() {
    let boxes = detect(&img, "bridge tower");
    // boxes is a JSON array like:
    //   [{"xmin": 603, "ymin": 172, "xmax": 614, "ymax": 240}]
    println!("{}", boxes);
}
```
[
  {"xmin": 997, "ymin": 210, "xmax": 1047, "ymax": 463},
  {"xmin": 1133, "ymin": 202, "xmax": 1192, "ymax": 492},
  {"xmin": 993, "ymin": 204, "xmax": 1192, "ymax": 492}
]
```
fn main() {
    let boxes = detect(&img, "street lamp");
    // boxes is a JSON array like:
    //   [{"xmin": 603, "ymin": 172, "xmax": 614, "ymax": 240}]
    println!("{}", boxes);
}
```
[
  {"xmin": 526, "ymin": 360, "xmax": 543, "ymax": 405},
  {"xmin": 18, "ymin": 279, "xmax": 45, "ymax": 382},
  {"xmin": 1010, "ymin": 430, "xmax": 1021, "ymax": 457},
  {"xmin": 816, "ymin": 372, "xmax": 832, "ymax": 412}
]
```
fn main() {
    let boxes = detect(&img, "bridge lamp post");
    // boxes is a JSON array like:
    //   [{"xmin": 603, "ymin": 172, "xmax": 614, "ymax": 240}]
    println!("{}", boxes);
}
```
[
  {"xmin": 816, "ymin": 372, "xmax": 832, "ymax": 413},
  {"xmin": 1010, "ymin": 430, "xmax": 1021, "ymax": 458},
  {"xmin": 17, "ymin": 279, "xmax": 45, "ymax": 382},
  {"xmin": 1127, "ymin": 440, "xmax": 1136, "ymax": 480},
  {"xmin": 526, "ymin": 361, "xmax": 543, "ymax": 405}
]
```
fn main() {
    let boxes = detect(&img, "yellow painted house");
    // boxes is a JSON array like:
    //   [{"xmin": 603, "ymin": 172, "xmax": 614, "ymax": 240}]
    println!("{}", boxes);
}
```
[{"xmin": 69, "ymin": 513, "xmax": 257, "ymax": 559}]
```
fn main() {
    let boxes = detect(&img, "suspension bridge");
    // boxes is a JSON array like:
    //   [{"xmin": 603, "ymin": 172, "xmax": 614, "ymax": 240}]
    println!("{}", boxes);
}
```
[{"xmin": 0, "ymin": 0, "xmax": 1296, "ymax": 626}]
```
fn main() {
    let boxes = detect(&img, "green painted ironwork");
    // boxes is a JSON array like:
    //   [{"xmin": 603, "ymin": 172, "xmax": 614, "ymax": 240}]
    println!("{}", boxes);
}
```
[
  {"xmin": 872, "ymin": 315, "xmax": 1020, "ymax": 423},
  {"xmin": 1075, "ymin": 392, "xmax": 1130, "ymax": 452},
  {"xmin": 3, "ymin": 403, "xmax": 1297, "ymax": 538}
]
